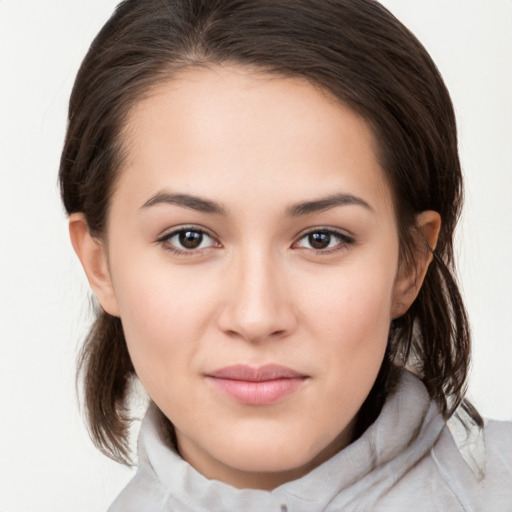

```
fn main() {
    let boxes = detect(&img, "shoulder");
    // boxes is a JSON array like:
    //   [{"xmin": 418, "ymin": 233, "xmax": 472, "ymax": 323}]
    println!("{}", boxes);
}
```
[
  {"xmin": 107, "ymin": 470, "xmax": 168, "ymax": 512},
  {"xmin": 482, "ymin": 419, "xmax": 512, "ymax": 481},
  {"xmin": 484, "ymin": 418, "xmax": 512, "ymax": 449},
  {"xmin": 374, "ymin": 417, "xmax": 512, "ymax": 512},
  {"xmin": 430, "ymin": 418, "xmax": 512, "ymax": 512}
]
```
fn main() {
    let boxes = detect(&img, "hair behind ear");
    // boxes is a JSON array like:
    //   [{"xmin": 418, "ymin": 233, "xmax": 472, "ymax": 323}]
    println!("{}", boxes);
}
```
[
  {"xmin": 77, "ymin": 307, "xmax": 135, "ymax": 465},
  {"xmin": 390, "ymin": 252, "xmax": 483, "ymax": 426}
]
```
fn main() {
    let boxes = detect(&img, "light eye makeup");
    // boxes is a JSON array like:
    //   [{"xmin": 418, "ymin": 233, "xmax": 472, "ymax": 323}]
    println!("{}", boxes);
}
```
[
  {"xmin": 155, "ymin": 224, "xmax": 355, "ymax": 258},
  {"xmin": 156, "ymin": 225, "xmax": 221, "ymax": 255},
  {"xmin": 293, "ymin": 228, "xmax": 355, "ymax": 254}
]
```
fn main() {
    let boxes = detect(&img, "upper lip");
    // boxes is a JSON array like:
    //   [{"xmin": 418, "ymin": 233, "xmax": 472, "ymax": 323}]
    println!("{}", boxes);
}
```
[{"xmin": 206, "ymin": 364, "xmax": 307, "ymax": 381}]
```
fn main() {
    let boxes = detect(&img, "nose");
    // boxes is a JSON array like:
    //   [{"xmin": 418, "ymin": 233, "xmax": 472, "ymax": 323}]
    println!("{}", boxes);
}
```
[{"xmin": 217, "ymin": 249, "xmax": 297, "ymax": 343}]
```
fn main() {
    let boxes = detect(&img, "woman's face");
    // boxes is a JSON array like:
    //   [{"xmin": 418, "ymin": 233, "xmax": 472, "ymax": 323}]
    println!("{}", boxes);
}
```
[{"xmin": 94, "ymin": 66, "xmax": 412, "ymax": 488}]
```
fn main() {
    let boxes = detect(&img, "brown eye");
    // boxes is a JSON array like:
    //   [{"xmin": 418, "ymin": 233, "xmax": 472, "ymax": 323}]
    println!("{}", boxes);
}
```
[
  {"xmin": 294, "ymin": 229, "xmax": 355, "ymax": 252},
  {"xmin": 179, "ymin": 230, "xmax": 203, "ymax": 249},
  {"xmin": 308, "ymin": 232, "xmax": 331, "ymax": 249},
  {"xmin": 159, "ymin": 227, "xmax": 219, "ymax": 254}
]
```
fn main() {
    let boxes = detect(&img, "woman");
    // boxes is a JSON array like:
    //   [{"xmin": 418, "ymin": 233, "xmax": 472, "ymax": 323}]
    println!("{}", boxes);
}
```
[{"xmin": 60, "ymin": 0, "xmax": 511, "ymax": 510}]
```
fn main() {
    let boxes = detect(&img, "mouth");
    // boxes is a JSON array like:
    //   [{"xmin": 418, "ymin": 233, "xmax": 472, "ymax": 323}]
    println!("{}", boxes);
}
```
[{"xmin": 205, "ymin": 364, "xmax": 309, "ymax": 405}]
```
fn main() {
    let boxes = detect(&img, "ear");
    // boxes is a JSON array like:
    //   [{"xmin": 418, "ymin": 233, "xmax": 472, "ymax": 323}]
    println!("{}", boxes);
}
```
[
  {"xmin": 391, "ymin": 210, "xmax": 441, "ymax": 319},
  {"xmin": 68, "ymin": 213, "xmax": 120, "ymax": 317}
]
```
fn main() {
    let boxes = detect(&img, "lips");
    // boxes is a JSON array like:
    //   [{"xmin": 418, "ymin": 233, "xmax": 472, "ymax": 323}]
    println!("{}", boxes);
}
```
[{"xmin": 205, "ymin": 364, "xmax": 308, "ymax": 405}]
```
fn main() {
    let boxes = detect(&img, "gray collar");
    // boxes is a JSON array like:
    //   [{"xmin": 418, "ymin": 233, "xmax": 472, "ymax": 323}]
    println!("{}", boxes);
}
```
[{"xmin": 135, "ymin": 371, "xmax": 445, "ymax": 512}]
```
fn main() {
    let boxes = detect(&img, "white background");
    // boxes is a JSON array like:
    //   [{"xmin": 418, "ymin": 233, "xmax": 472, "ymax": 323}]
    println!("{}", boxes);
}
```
[{"xmin": 1, "ymin": 1, "xmax": 511, "ymax": 511}]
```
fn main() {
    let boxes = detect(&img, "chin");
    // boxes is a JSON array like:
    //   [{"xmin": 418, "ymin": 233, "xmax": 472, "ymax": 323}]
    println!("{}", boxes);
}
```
[{"xmin": 210, "ymin": 426, "xmax": 336, "ymax": 475}]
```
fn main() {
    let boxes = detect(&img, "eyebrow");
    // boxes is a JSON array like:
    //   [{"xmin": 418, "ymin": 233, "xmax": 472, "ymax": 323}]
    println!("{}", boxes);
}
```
[
  {"xmin": 286, "ymin": 193, "xmax": 374, "ymax": 216},
  {"xmin": 140, "ymin": 190, "xmax": 373, "ymax": 217},
  {"xmin": 141, "ymin": 191, "xmax": 227, "ymax": 215}
]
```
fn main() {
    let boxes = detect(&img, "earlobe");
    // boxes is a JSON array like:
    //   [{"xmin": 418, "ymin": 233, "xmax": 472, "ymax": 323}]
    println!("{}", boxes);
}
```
[
  {"xmin": 68, "ymin": 213, "xmax": 120, "ymax": 317},
  {"xmin": 391, "ymin": 210, "xmax": 441, "ymax": 319}
]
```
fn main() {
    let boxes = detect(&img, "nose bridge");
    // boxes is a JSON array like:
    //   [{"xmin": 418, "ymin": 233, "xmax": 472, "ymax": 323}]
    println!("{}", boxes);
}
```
[{"xmin": 218, "ymin": 244, "xmax": 295, "ymax": 342}]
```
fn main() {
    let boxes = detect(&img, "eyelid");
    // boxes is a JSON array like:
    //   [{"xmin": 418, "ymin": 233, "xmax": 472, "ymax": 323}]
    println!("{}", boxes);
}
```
[
  {"xmin": 292, "ymin": 226, "xmax": 356, "ymax": 252},
  {"xmin": 156, "ymin": 224, "xmax": 222, "ymax": 254}
]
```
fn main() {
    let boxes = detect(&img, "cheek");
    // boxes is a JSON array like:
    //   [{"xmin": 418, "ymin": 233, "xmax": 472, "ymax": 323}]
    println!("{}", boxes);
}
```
[
  {"xmin": 110, "ymin": 257, "xmax": 220, "ymax": 389},
  {"xmin": 299, "ymin": 258, "xmax": 396, "ymax": 384},
  {"xmin": 304, "ymin": 262, "xmax": 396, "ymax": 341}
]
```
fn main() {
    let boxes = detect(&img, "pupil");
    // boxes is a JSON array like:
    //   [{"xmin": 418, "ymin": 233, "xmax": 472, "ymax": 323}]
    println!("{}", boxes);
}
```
[
  {"xmin": 309, "ymin": 232, "xmax": 330, "ymax": 249},
  {"xmin": 179, "ymin": 230, "xmax": 202, "ymax": 249}
]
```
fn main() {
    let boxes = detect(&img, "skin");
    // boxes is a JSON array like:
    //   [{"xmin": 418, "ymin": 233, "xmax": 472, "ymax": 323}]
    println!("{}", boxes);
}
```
[{"xmin": 70, "ymin": 66, "xmax": 440, "ymax": 490}]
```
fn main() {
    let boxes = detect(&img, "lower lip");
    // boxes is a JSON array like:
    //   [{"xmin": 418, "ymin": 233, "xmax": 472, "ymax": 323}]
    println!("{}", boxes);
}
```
[{"xmin": 207, "ymin": 377, "xmax": 306, "ymax": 405}]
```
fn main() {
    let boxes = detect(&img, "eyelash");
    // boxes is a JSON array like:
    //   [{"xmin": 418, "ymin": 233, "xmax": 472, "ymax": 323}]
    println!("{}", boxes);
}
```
[
  {"xmin": 292, "ymin": 228, "xmax": 355, "ymax": 254},
  {"xmin": 156, "ymin": 226, "xmax": 355, "ymax": 256},
  {"xmin": 156, "ymin": 225, "xmax": 221, "ymax": 256}
]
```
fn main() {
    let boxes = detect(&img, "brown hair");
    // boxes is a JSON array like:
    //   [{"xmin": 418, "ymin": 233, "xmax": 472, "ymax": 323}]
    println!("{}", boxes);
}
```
[{"xmin": 60, "ymin": 0, "xmax": 481, "ymax": 464}]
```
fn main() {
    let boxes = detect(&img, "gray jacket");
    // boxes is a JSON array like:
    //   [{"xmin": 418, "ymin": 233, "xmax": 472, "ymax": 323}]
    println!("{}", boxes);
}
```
[{"xmin": 109, "ymin": 372, "xmax": 512, "ymax": 511}]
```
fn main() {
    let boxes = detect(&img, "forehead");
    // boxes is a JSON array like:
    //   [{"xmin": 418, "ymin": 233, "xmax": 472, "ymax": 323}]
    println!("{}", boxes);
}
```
[{"xmin": 115, "ymin": 65, "xmax": 393, "ymax": 216}]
